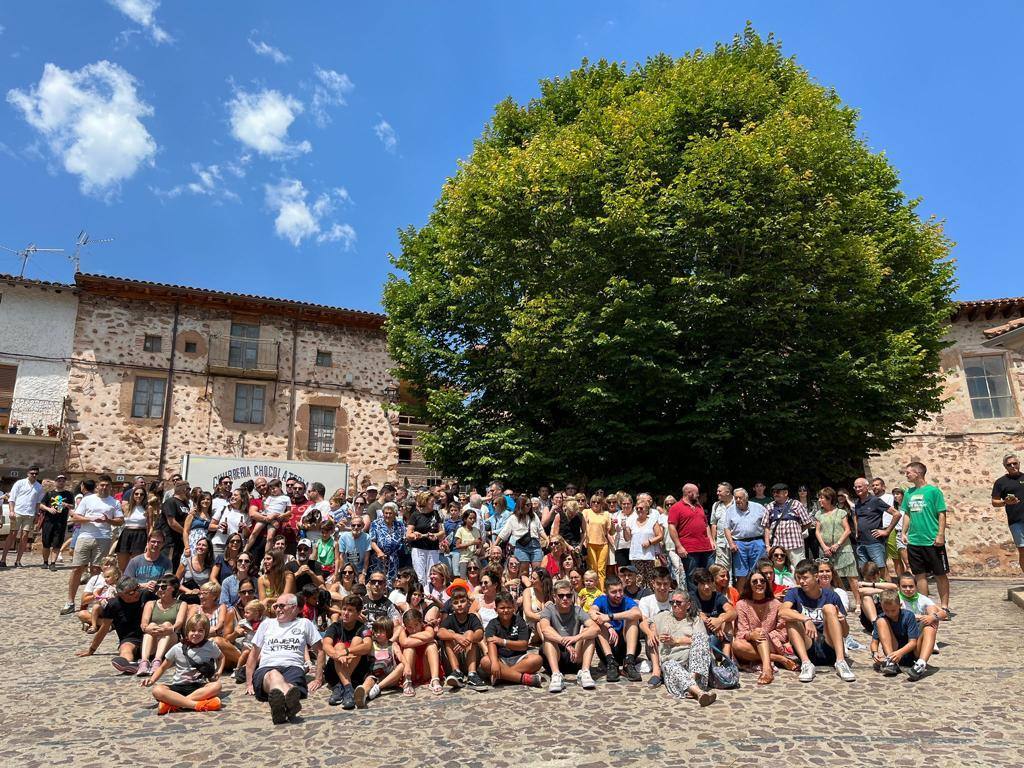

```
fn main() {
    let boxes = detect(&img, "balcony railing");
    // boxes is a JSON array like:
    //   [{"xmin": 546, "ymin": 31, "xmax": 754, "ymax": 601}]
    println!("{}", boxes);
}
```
[
  {"xmin": 0, "ymin": 397, "xmax": 66, "ymax": 437},
  {"xmin": 208, "ymin": 334, "xmax": 280, "ymax": 379}
]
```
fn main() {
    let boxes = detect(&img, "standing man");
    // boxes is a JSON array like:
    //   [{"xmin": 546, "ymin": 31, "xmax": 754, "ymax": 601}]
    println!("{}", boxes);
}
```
[
  {"xmin": 363, "ymin": 484, "xmax": 382, "ymax": 521},
  {"xmin": 1, "ymin": 465, "xmax": 44, "ymax": 568},
  {"xmin": 901, "ymin": 461, "xmax": 951, "ymax": 615},
  {"xmin": 62, "ymin": 475, "xmax": 123, "ymax": 615},
  {"xmin": 708, "ymin": 483, "xmax": 734, "ymax": 569},
  {"xmin": 724, "ymin": 488, "xmax": 767, "ymax": 591},
  {"xmin": 761, "ymin": 483, "xmax": 814, "ymax": 566},
  {"xmin": 851, "ymin": 477, "xmax": 901, "ymax": 570},
  {"xmin": 157, "ymin": 480, "xmax": 190, "ymax": 566},
  {"xmin": 992, "ymin": 453, "xmax": 1024, "ymax": 575},
  {"xmin": 39, "ymin": 472, "xmax": 74, "ymax": 570},
  {"xmin": 162, "ymin": 473, "xmax": 183, "ymax": 501},
  {"xmin": 667, "ymin": 483, "xmax": 714, "ymax": 594}
]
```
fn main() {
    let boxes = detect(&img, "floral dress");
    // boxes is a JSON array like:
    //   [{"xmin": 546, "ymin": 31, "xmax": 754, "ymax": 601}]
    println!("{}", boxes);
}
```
[
  {"xmin": 816, "ymin": 508, "xmax": 857, "ymax": 577},
  {"xmin": 369, "ymin": 517, "xmax": 406, "ymax": 585}
]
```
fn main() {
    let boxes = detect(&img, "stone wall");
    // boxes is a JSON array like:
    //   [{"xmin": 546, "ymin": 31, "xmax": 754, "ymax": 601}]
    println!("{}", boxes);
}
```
[
  {"xmin": 66, "ymin": 291, "xmax": 399, "ymax": 493},
  {"xmin": 864, "ymin": 315, "xmax": 1024, "ymax": 575}
]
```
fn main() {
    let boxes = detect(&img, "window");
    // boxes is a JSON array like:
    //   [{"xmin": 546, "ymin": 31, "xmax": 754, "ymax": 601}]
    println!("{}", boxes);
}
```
[
  {"xmin": 398, "ymin": 434, "xmax": 414, "ymax": 465},
  {"xmin": 316, "ymin": 350, "xmax": 332, "ymax": 367},
  {"xmin": 308, "ymin": 406, "xmax": 336, "ymax": 452},
  {"xmin": 184, "ymin": 341, "xmax": 198, "ymax": 353},
  {"xmin": 964, "ymin": 355, "xmax": 1015, "ymax": 419},
  {"xmin": 143, "ymin": 335, "xmax": 162, "ymax": 352},
  {"xmin": 234, "ymin": 383, "xmax": 265, "ymax": 424},
  {"xmin": 228, "ymin": 322, "xmax": 260, "ymax": 369},
  {"xmin": 131, "ymin": 377, "xmax": 166, "ymax": 419}
]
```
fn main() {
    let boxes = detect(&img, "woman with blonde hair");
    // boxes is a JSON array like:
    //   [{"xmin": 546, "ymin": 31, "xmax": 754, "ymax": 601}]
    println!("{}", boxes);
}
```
[{"xmin": 582, "ymin": 495, "xmax": 612, "ymax": 591}]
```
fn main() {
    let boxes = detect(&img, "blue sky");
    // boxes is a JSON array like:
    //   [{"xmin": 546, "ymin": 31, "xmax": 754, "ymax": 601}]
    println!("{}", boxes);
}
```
[{"xmin": 0, "ymin": 2, "xmax": 1020, "ymax": 310}]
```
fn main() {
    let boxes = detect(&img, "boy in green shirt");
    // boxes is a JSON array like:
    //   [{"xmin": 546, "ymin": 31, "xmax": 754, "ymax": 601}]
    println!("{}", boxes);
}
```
[{"xmin": 900, "ymin": 462, "xmax": 951, "ymax": 615}]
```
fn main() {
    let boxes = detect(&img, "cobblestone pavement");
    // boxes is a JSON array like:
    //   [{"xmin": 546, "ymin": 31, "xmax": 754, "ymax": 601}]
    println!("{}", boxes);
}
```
[{"xmin": 2, "ymin": 557, "xmax": 1022, "ymax": 768}]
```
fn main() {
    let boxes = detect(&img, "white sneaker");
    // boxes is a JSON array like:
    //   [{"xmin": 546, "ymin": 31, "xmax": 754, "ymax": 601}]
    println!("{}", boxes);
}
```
[
  {"xmin": 56, "ymin": 554, "xmax": 64, "ymax": 563},
  {"xmin": 799, "ymin": 661, "xmax": 816, "ymax": 682},
  {"xmin": 638, "ymin": 659, "xmax": 652, "ymax": 674},
  {"xmin": 368, "ymin": 683, "xmax": 381, "ymax": 700},
  {"xmin": 548, "ymin": 672, "xmax": 564, "ymax": 693},
  {"xmin": 835, "ymin": 659, "xmax": 856, "ymax": 682},
  {"xmin": 577, "ymin": 669, "xmax": 596, "ymax": 689}
]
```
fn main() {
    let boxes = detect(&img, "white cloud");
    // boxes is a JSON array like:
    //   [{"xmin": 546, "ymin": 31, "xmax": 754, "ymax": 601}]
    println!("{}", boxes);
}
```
[
  {"xmin": 7, "ymin": 61, "xmax": 157, "ymax": 196},
  {"xmin": 107, "ymin": 0, "xmax": 172, "ymax": 44},
  {"xmin": 227, "ymin": 89, "xmax": 311, "ymax": 157},
  {"xmin": 373, "ymin": 118, "xmax": 397, "ymax": 153},
  {"xmin": 318, "ymin": 223, "xmax": 356, "ymax": 250},
  {"xmin": 264, "ymin": 179, "xmax": 356, "ymax": 249},
  {"xmin": 311, "ymin": 66, "xmax": 354, "ymax": 127},
  {"xmin": 152, "ymin": 162, "xmax": 239, "ymax": 202},
  {"xmin": 248, "ymin": 36, "xmax": 290, "ymax": 64}
]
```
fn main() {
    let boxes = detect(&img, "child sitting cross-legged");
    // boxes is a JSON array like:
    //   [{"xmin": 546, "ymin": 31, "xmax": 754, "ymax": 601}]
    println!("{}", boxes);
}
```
[
  {"xmin": 436, "ymin": 585, "xmax": 485, "ymax": 690},
  {"xmin": 355, "ymin": 616, "xmax": 406, "ymax": 708},
  {"xmin": 142, "ymin": 613, "xmax": 223, "ymax": 714},
  {"xmin": 870, "ymin": 590, "xmax": 932, "ymax": 682},
  {"xmin": 479, "ymin": 591, "xmax": 547, "ymax": 688}
]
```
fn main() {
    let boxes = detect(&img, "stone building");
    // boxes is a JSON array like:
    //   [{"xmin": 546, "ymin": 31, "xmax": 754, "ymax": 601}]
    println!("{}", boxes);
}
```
[
  {"xmin": 865, "ymin": 296, "xmax": 1024, "ymax": 576},
  {"xmin": 64, "ymin": 273, "xmax": 434, "ymax": 492},
  {"xmin": 0, "ymin": 274, "xmax": 77, "ymax": 488}
]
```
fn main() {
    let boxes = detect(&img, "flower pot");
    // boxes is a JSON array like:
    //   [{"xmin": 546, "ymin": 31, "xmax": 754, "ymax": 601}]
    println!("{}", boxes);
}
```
[
  {"xmin": 6, "ymin": 427, "xmax": 16, "ymax": 435},
  {"xmin": 19, "ymin": 426, "xmax": 30, "ymax": 435},
  {"xmin": 47, "ymin": 427, "xmax": 59, "ymax": 437},
  {"xmin": 33, "ymin": 427, "xmax": 43, "ymax": 436}
]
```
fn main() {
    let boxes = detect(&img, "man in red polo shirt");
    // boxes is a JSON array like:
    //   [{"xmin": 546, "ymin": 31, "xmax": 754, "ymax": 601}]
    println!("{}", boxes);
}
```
[{"xmin": 667, "ymin": 483, "xmax": 714, "ymax": 594}]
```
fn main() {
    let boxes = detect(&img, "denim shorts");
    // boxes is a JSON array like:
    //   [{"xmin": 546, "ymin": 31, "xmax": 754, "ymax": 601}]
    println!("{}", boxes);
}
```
[
  {"xmin": 1010, "ymin": 521, "xmax": 1024, "ymax": 548},
  {"xmin": 854, "ymin": 540, "xmax": 887, "ymax": 568},
  {"xmin": 513, "ymin": 537, "xmax": 543, "ymax": 563}
]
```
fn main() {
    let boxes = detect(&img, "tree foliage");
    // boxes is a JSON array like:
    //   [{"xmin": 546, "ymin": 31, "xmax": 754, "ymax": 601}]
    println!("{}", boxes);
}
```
[{"xmin": 383, "ymin": 28, "xmax": 955, "ymax": 491}]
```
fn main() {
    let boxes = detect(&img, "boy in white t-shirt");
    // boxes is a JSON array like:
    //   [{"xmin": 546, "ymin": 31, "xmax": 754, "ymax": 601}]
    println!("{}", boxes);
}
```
[
  {"xmin": 244, "ymin": 479, "xmax": 291, "ymax": 555},
  {"xmin": 637, "ymin": 566, "xmax": 672, "ymax": 687},
  {"xmin": 897, "ymin": 572, "xmax": 942, "ymax": 680}
]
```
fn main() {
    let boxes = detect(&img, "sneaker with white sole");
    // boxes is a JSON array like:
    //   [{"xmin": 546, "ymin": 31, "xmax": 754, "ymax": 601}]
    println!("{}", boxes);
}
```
[
  {"xmin": 835, "ymin": 659, "xmax": 856, "ymax": 682},
  {"xmin": 906, "ymin": 660, "xmax": 927, "ymax": 682},
  {"xmin": 577, "ymin": 669, "xmax": 596, "ymax": 689},
  {"xmin": 548, "ymin": 672, "xmax": 564, "ymax": 693},
  {"xmin": 798, "ymin": 661, "xmax": 816, "ymax": 682},
  {"xmin": 638, "ymin": 659, "xmax": 652, "ymax": 675}
]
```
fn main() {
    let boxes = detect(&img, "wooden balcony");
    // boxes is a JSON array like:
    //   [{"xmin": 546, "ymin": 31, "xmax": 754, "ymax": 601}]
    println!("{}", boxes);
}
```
[{"xmin": 208, "ymin": 334, "xmax": 280, "ymax": 379}]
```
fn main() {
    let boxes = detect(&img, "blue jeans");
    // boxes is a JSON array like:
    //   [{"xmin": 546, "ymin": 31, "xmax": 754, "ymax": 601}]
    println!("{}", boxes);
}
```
[
  {"xmin": 513, "ymin": 537, "xmax": 543, "ymax": 564},
  {"xmin": 732, "ymin": 539, "xmax": 766, "ymax": 577},
  {"xmin": 854, "ymin": 539, "xmax": 887, "ymax": 568},
  {"xmin": 682, "ymin": 551, "xmax": 714, "ymax": 593}
]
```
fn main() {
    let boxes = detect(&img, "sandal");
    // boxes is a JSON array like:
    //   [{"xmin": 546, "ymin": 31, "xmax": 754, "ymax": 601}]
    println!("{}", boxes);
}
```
[
  {"xmin": 773, "ymin": 655, "xmax": 799, "ymax": 672},
  {"xmin": 86, "ymin": 627, "xmax": 97, "ymax": 634},
  {"xmin": 429, "ymin": 677, "xmax": 443, "ymax": 695},
  {"xmin": 756, "ymin": 670, "xmax": 774, "ymax": 685},
  {"xmin": 402, "ymin": 678, "xmax": 415, "ymax": 697}
]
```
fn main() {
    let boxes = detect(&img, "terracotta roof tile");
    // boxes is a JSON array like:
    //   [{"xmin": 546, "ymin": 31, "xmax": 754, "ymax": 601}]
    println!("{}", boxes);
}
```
[{"xmin": 984, "ymin": 317, "xmax": 1024, "ymax": 339}]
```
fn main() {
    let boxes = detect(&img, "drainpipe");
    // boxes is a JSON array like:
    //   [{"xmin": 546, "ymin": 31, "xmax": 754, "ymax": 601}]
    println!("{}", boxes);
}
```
[
  {"xmin": 157, "ymin": 301, "xmax": 180, "ymax": 479},
  {"xmin": 287, "ymin": 318, "xmax": 298, "ymax": 459}
]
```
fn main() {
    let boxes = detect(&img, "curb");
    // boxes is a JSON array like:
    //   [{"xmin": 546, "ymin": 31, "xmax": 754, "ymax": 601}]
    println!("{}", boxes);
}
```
[{"xmin": 1009, "ymin": 585, "xmax": 1024, "ymax": 610}]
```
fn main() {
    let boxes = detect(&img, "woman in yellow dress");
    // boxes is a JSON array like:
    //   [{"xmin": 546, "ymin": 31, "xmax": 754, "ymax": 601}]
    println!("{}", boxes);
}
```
[{"xmin": 582, "ymin": 495, "xmax": 612, "ymax": 590}]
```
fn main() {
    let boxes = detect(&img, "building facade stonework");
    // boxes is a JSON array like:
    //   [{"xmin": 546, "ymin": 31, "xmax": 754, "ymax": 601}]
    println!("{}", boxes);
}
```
[
  {"xmin": 865, "ymin": 298, "xmax": 1024, "ymax": 576},
  {"xmin": 63, "ymin": 274, "xmax": 430, "ymax": 493}
]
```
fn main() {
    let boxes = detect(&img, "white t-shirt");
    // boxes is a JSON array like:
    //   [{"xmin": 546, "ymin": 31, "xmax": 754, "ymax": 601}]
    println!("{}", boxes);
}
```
[
  {"xmin": 611, "ymin": 510, "xmax": 629, "ymax": 550},
  {"xmin": 900, "ymin": 592, "xmax": 936, "ymax": 615},
  {"xmin": 212, "ymin": 497, "xmax": 229, "ymax": 518},
  {"xmin": 253, "ymin": 617, "xmax": 320, "ymax": 669},
  {"xmin": 124, "ymin": 504, "xmax": 148, "ymax": 529},
  {"xmin": 78, "ymin": 494, "xmax": 121, "ymax": 539},
  {"xmin": 212, "ymin": 507, "xmax": 247, "ymax": 546},
  {"xmin": 626, "ymin": 512, "xmax": 661, "ymax": 561},
  {"xmin": 639, "ymin": 593, "xmax": 670, "ymax": 622},
  {"xmin": 263, "ymin": 494, "xmax": 291, "ymax": 519},
  {"xmin": 9, "ymin": 478, "xmax": 43, "ymax": 516},
  {"xmin": 84, "ymin": 573, "xmax": 109, "ymax": 595}
]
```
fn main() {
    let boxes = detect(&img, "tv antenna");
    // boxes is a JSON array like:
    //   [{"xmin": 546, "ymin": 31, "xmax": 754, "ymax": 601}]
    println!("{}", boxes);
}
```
[
  {"xmin": 0, "ymin": 242, "xmax": 66, "ymax": 278},
  {"xmin": 71, "ymin": 230, "xmax": 114, "ymax": 272}
]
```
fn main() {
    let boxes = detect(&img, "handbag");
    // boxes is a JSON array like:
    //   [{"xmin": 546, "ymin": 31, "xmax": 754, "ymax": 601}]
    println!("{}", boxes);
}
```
[{"xmin": 710, "ymin": 648, "xmax": 740, "ymax": 689}]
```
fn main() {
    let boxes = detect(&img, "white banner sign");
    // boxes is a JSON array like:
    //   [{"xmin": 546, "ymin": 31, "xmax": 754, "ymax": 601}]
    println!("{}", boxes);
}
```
[{"xmin": 181, "ymin": 453, "xmax": 348, "ymax": 495}]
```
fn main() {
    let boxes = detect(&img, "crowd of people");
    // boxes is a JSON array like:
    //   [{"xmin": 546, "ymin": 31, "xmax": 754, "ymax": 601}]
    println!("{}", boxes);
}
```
[{"xmin": 2, "ymin": 452, "xmax": 1022, "ymax": 722}]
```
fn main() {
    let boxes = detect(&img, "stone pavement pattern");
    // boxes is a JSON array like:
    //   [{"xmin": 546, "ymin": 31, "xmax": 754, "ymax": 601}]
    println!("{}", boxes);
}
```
[{"xmin": 2, "ymin": 560, "xmax": 1023, "ymax": 768}]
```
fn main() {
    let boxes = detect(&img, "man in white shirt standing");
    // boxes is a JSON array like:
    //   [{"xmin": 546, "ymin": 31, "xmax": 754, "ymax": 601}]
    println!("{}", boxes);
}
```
[
  {"xmin": 1, "ymin": 465, "xmax": 44, "ymax": 568},
  {"xmin": 246, "ymin": 592, "xmax": 324, "ymax": 724},
  {"xmin": 61, "ymin": 475, "xmax": 124, "ymax": 615}
]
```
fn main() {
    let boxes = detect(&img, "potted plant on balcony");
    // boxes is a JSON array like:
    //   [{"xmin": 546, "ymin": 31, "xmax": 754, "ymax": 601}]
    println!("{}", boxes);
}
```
[
  {"xmin": 7, "ymin": 419, "xmax": 17, "ymax": 435},
  {"xmin": 19, "ymin": 423, "xmax": 30, "ymax": 435},
  {"xmin": 33, "ymin": 423, "xmax": 44, "ymax": 436},
  {"xmin": 47, "ymin": 423, "xmax": 60, "ymax": 437}
]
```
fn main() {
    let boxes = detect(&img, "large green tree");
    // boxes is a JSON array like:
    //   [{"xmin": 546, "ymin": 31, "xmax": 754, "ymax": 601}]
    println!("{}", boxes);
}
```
[{"xmin": 383, "ymin": 28, "xmax": 955, "ymax": 491}]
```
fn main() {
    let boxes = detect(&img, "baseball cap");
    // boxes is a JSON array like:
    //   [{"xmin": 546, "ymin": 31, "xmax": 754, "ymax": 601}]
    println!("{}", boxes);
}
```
[
  {"xmin": 446, "ymin": 578, "xmax": 472, "ymax": 596},
  {"xmin": 771, "ymin": 483, "xmax": 789, "ymax": 493},
  {"xmin": 56, "ymin": 473, "xmax": 67, "ymax": 479},
  {"xmin": 620, "ymin": 565, "xmax": 638, "ymax": 574},
  {"xmin": 365, "ymin": 485, "xmax": 379, "ymax": 493},
  {"xmin": 296, "ymin": 539, "xmax": 312, "ymax": 550}
]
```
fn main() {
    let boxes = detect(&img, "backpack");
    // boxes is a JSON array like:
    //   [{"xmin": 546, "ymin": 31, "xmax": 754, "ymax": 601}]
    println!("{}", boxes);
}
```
[{"xmin": 710, "ymin": 648, "xmax": 740, "ymax": 689}]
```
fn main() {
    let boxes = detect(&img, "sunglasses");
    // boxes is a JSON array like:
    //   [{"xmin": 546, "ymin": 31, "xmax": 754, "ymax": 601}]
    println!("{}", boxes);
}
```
[
  {"xmin": 749, "ymin": 579, "xmax": 766, "ymax": 586},
  {"xmin": 239, "ymin": 588, "xmax": 255, "ymax": 594},
  {"xmin": 369, "ymin": 579, "xmax": 385, "ymax": 585},
  {"xmin": 556, "ymin": 593, "xmax": 573, "ymax": 599},
  {"xmin": 467, "ymin": 567, "xmax": 479, "ymax": 572},
  {"xmin": 669, "ymin": 600, "xmax": 686, "ymax": 606},
  {"xmin": 156, "ymin": 583, "xmax": 173, "ymax": 589},
  {"xmin": 272, "ymin": 604, "xmax": 291, "ymax": 610},
  {"xmin": 772, "ymin": 553, "xmax": 786, "ymax": 559}
]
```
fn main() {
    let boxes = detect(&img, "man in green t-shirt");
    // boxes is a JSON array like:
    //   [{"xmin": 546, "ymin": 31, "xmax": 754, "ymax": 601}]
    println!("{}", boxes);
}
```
[{"xmin": 900, "ymin": 461, "xmax": 950, "ymax": 614}]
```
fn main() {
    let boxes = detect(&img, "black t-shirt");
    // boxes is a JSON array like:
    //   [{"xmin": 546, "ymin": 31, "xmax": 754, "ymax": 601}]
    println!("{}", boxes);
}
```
[
  {"xmin": 695, "ymin": 591, "xmax": 728, "ymax": 618},
  {"xmin": 157, "ymin": 497, "xmax": 189, "ymax": 542},
  {"xmin": 853, "ymin": 494, "xmax": 891, "ymax": 542},
  {"xmin": 559, "ymin": 512, "xmax": 583, "ymax": 546},
  {"xmin": 441, "ymin": 611, "xmax": 483, "ymax": 635},
  {"xmin": 43, "ymin": 489, "xmax": 73, "ymax": 516},
  {"xmin": 625, "ymin": 585, "xmax": 652, "ymax": 601},
  {"xmin": 324, "ymin": 620, "xmax": 371, "ymax": 677},
  {"xmin": 286, "ymin": 559, "xmax": 324, "ymax": 592},
  {"xmin": 101, "ymin": 596, "xmax": 144, "ymax": 643},
  {"xmin": 409, "ymin": 510, "xmax": 442, "ymax": 550},
  {"xmin": 993, "ymin": 474, "xmax": 1024, "ymax": 525},
  {"xmin": 485, "ymin": 615, "xmax": 531, "ymax": 659}
]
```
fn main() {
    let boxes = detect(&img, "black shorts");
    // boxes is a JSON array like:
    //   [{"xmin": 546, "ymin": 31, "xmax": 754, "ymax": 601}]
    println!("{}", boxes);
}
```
[
  {"xmin": 553, "ymin": 647, "xmax": 582, "ymax": 674},
  {"xmin": 167, "ymin": 681, "xmax": 206, "ymax": 696},
  {"xmin": 41, "ymin": 514, "xmax": 68, "ymax": 549},
  {"xmin": 116, "ymin": 528, "xmax": 149, "ymax": 556},
  {"xmin": 253, "ymin": 665, "xmax": 309, "ymax": 702},
  {"xmin": 806, "ymin": 632, "xmax": 837, "ymax": 666},
  {"xmin": 614, "ymin": 548, "xmax": 631, "ymax": 567},
  {"xmin": 859, "ymin": 600, "xmax": 881, "ymax": 632},
  {"xmin": 907, "ymin": 544, "xmax": 949, "ymax": 576}
]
